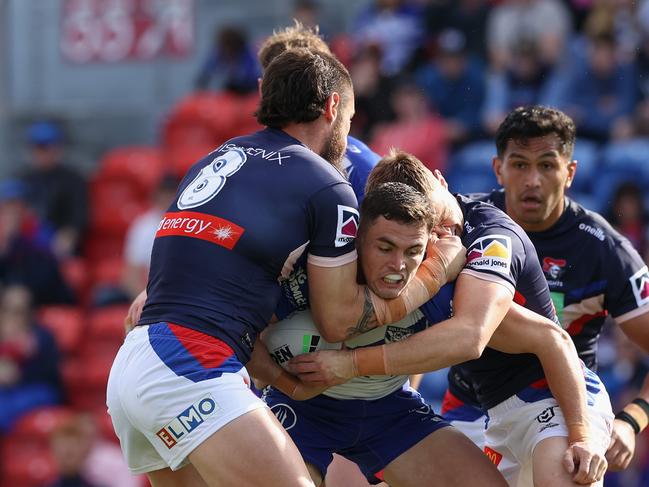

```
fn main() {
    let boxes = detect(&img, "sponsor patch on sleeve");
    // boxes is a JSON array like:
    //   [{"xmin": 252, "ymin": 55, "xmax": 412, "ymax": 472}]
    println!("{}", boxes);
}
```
[
  {"xmin": 465, "ymin": 235, "xmax": 512, "ymax": 276},
  {"xmin": 630, "ymin": 266, "xmax": 649, "ymax": 308},
  {"xmin": 335, "ymin": 205, "xmax": 359, "ymax": 248}
]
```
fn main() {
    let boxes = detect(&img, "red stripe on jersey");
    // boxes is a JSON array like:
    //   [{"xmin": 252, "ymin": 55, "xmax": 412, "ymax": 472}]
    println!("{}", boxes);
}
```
[
  {"xmin": 566, "ymin": 311, "xmax": 608, "ymax": 337},
  {"xmin": 530, "ymin": 378, "xmax": 548, "ymax": 389},
  {"xmin": 441, "ymin": 389, "xmax": 464, "ymax": 414},
  {"xmin": 513, "ymin": 291, "xmax": 526, "ymax": 305},
  {"xmin": 374, "ymin": 469, "xmax": 385, "ymax": 481},
  {"xmin": 155, "ymin": 211, "xmax": 245, "ymax": 250},
  {"xmin": 168, "ymin": 323, "xmax": 235, "ymax": 369}
]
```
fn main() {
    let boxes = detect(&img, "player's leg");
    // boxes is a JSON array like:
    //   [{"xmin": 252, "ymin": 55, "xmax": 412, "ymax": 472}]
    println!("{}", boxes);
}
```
[
  {"xmin": 146, "ymin": 465, "xmax": 208, "ymax": 487},
  {"xmin": 531, "ymin": 436, "xmax": 603, "ymax": 487},
  {"xmin": 188, "ymin": 407, "xmax": 315, "ymax": 487},
  {"xmin": 324, "ymin": 454, "xmax": 372, "ymax": 487},
  {"xmin": 382, "ymin": 426, "xmax": 508, "ymax": 487}
]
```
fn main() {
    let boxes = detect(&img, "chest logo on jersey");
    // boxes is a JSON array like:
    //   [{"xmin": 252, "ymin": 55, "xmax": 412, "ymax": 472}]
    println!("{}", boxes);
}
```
[
  {"xmin": 542, "ymin": 257, "xmax": 567, "ymax": 281},
  {"xmin": 466, "ymin": 235, "xmax": 512, "ymax": 276},
  {"xmin": 156, "ymin": 211, "xmax": 245, "ymax": 250},
  {"xmin": 630, "ymin": 266, "xmax": 649, "ymax": 307},
  {"xmin": 335, "ymin": 205, "xmax": 359, "ymax": 247}
]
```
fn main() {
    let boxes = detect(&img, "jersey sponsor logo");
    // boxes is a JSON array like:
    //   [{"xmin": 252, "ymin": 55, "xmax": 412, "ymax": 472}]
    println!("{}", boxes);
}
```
[
  {"xmin": 484, "ymin": 447, "xmax": 503, "ymax": 466},
  {"xmin": 156, "ymin": 394, "xmax": 220, "ymax": 449},
  {"xmin": 269, "ymin": 344, "xmax": 294, "ymax": 365},
  {"xmin": 630, "ymin": 266, "xmax": 649, "ymax": 307},
  {"xmin": 542, "ymin": 257, "xmax": 566, "ymax": 280},
  {"xmin": 466, "ymin": 235, "xmax": 512, "ymax": 276},
  {"xmin": 285, "ymin": 266, "xmax": 308, "ymax": 309},
  {"xmin": 578, "ymin": 223, "xmax": 605, "ymax": 242},
  {"xmin": 535, "ymin": 406, "xmax": 555, "ymax": 424},
  {"xmin": 156, "ymin": 211, "xmax": 244, "ymax": 250},
  {"xmin": 178, "ymin": 148, "xmax": 247, "ymax": 209},
  {"xmin": 335, "ymin": 205, "xmax": 359, "ymax": 247},
  {"xmin": 270, "ymin": 403, "xmax": 297, "ymax": 430}
]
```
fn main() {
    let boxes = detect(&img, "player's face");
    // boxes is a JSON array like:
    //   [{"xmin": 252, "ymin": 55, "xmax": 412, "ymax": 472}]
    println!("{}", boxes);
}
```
[
  {"xmin": 321, "ymin": 88, "xmax": 354, "ymax": 170},
  {"xmin": 359, "ymin": 216, "xmax": 428, "ymax": 300},
  {"xmin": 493, "ymin": 135, "xmax": 576, "ymax": 232}
]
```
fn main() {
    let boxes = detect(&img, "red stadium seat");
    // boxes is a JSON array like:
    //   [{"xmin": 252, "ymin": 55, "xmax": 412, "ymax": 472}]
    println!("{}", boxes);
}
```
[
  {"xmin": 36, "ymin": 305, "xmax": 85, "ymax": 354},
  {"xmin": 165, "ymin": 142, "xmax": 217, "ymax": 178},
  {"xmin": 89, "ymin": 179, "xmax": 148, "ymax": 238},
  {"xmin": 60, "ymin": 256, "xmax": 90, "ymax": 304},
  {"xmin": 91, "ymin": 256, "xmax": 125, "ymax": 288},
  {"xmin": 88, "ymin": 304, "xmax": 130, "ymax": 340},
  {"xmin": 96, "ymin": 146, "xmax": 166, "ymax": 196},
  {"xmin": 0, "ymin": 443, "xmax": 57, "ymax": 487},
  {"xmin": 11, "ymin": 406, "xmax": 73, "ymax": 440}
]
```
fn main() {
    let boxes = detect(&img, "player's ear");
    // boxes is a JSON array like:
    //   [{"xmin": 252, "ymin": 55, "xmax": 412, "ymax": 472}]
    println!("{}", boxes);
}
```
[
  {"xmin": 324, "ymin": 92, "xmax": 340, "ymax": 123},
  {"xmin": 565, "ymin": 159, "xmax": 577, "ymax": 189},
  {"xmin": 257, "ymin": 78, "xmax": 262, "ymax": 97},
  {"xmin": 492, "ymin": 157, "xmax": 504, "ymax": 185}
]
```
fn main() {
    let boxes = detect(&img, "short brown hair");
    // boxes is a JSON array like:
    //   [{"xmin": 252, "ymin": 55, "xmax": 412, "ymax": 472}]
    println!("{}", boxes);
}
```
[
  {"xmin": 255, "ymin": 48, "xmax": 352, "ymax": 128},
  {"xmin": 360, "ymin": 182, "xmax": 435, "ymax": 235},
  {"xmin": 495, "ymin": 105, "xmax": 576, "ymax": 159},
  {"xmin": 257, "ymin": 21, "xmax": 331, "ymax": 70},
  {"xmin": 366, "ymin": 148, "xmax": 437, "ymax": 200}
]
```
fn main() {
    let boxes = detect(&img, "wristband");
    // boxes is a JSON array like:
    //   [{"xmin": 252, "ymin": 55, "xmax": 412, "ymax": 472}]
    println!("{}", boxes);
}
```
[
  {"xmin": 352, "ymin": 346, "xmax": 388, "ymax": 376},
  {"xmin": 615, "ymin": 411, "xmax": 641, "ymax": 435},
  {"xmin": 618, "ymin": 400, "xmax": 649, "ymax": 434},
  {"xmin": 273, "ymin": 370, "xmax": 299, "ymax": 398}
]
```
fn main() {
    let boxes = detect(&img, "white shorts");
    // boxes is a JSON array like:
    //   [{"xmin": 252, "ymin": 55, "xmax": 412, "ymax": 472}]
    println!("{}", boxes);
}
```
[
  {"xmin": 484, "ymin": 371, "xmax": 613, "ymax": 487},
  {"xmin": 106, "ymin": 324, "xmax": 266, "ymax": 474},
  {"xmin": 449, "ymin": 416, "xmax": 487, "ymax": 450}
]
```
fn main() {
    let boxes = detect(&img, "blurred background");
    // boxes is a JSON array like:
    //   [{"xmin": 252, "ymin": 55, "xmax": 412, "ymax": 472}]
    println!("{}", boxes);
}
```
[{"xmin": 1, "ymin": 0, "xmax": 649, "ymax": 485}]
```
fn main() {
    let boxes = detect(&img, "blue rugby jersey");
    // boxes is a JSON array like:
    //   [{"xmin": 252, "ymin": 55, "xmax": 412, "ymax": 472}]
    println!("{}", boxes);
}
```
[{"xmin": 139, "ymin": 128, "xmax": 358, "ymax": 363}]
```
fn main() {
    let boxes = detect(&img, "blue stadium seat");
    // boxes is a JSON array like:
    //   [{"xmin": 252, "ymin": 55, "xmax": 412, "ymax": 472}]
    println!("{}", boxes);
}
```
[
  {"xmin": 446, "ymin": 166, "xmax": 500, "ymax": 196},
  {"xmin": 589, "ymin": 165, "xmax": 645, "ymax": 214},
  {"xmin": 602, "ymin": 139, "xmax": 649, "ymax": 176},
  {"xmin": 450, "ymin": 140, "xmax": 495, "ymax": 171},
  {"xmin": 571, "ymin": 139, "xmax": 600, "ymax": 193}
]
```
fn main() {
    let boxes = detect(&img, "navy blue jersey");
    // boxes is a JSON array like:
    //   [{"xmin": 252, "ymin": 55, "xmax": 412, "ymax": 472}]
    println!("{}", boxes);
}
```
[
  {"xmin": 276, "ymin": 136, "xmax": 379, "ymax": 318},
  {"xmin": 139, "ymin": 128, "xmax": 358, "ymax": 363},
  {"xmin": 479, "ymin": 190, "xmax": 649, "ymax": 370},
  {"xmin": 446, "ymin": 195, "xmax": 557, "ymax": 410},
  {"xmin": 342, "ymin": 135, "xmax": 380, "ymax": 202}
]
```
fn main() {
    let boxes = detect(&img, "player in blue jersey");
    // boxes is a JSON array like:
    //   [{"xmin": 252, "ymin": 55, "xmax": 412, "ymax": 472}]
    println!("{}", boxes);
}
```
[
  {"xmin": 107, "ymin": 47, "xmax": 465, "ymax": 486},
  {"xmin": 258, "ymin": 182, "xmax": 507, "ymax": 487},
  {"xmin": 289, "ymin": 150, "xmax": 613, "ymax": 486},
  {"xmin": 456, "ymin": 105, "xmax": 649, "ymax": 472}
]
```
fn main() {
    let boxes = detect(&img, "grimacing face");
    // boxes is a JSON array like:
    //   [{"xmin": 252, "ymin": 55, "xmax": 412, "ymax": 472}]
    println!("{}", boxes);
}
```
[
  {"xmin": 493, "ymin": 134, "xmax": 576, "ymax": 232},
  {"xmin": 359, "ymin": 216, "xmax": 428, "ymax": 300}
]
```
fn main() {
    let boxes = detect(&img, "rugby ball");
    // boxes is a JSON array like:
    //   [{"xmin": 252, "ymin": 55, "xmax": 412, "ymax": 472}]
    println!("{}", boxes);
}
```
[{"xmin": 262, "ymin": 309, "xmax": 342, "ymax": 369}]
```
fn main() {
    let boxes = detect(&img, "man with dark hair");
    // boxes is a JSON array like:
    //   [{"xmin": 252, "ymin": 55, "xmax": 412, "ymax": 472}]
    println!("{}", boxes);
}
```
[
  {"xmin": 260, "ymin": 182, "xmax": 507, "ymax": 487},
  {"xmin": 107, "ymin": 45, "xmax": 464, "ymax": 487},
  {"xmin": 291, "ymin": 149, "xmax": 613, "ymax": 486},
  {"xmin": 444, "ymin": 105, "xmax": 649, "ymax": 473}
]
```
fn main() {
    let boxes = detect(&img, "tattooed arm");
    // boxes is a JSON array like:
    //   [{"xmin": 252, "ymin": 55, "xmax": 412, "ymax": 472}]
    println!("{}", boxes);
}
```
[{"xmin": 307, "ymin": 235, "xmax": 465, "ymax": 342}]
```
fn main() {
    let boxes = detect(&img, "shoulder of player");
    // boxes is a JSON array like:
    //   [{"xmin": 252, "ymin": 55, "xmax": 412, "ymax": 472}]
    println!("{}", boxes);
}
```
[{"xmin": 345, "ymin": 136, "xmax": 380, "ymax": 171}]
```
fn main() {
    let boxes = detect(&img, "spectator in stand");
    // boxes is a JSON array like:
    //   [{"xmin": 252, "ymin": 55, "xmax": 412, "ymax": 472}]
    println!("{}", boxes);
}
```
[
  {"xmin": 605, "ymin": 182, "xmax": 649, "ymax": 263},
  {"xmin": 482, "ymin": 37, "xmax": 567, "ymax": 135},
  {"xmin": 423, "ymin": 0, "xmax": 491, "ymax": 62},
  {"xmin": 20, "ymin": 120, "xmax": 88, "ymax": 258},
  {"xmin": 0, "ymin": 180, "xmax": 75, "ymax": 306},
  {"xmin": 121, "ymin": 174, "xmax": 178, "ymax": 300},
  {"xmin": 486, "ymin": 0, "xmax": 572, "ymax": 72},
  {"xmin": 370, "ymin": 78, "xmax": 448, "ymax": 172},
  {"xmin": 194, "ymin": 25, "xmax": 260, "ymax": 94},
  {"xmin": 415, "ymin": 28, "xmax": 485, "ymax": 146},
  {"xmin": 351, "ymin": 0, "xmax": 425, "ymax": 76},
  {"xmin": 561, "ymin": 32, "xmax": 636, "ymax": 143},
  {"xmin": 348, "ymin": 44, "xmax": 396, "ymax": 140},
  {"xmin": 0, "ymin": 285, "xmax": 63, "ymax": 433},
  {"xmin": 47, "ymin": 413, "xmax": 139, "ymax": 487}
]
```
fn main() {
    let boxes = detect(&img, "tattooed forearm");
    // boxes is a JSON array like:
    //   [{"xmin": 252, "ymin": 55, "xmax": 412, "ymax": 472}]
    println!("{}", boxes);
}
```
[{"xmin": 345, "ymin": 287, "xmax": 380, "ymax": 339}]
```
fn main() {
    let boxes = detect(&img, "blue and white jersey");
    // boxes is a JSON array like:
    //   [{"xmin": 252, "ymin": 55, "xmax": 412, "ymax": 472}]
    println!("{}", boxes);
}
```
[
  {"xmin": 342, "ymin": 135, "xmax": 380, "ymax": 202},
  {"xmin": 139, "ymin": 128, "xmax": 358, "ymax": 363}
]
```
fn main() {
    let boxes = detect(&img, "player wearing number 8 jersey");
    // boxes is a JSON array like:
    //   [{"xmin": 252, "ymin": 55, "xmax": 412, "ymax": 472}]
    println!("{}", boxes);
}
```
[{"xmin": 106, "ymin": 48, "xmax": 464, "ymax": 487}]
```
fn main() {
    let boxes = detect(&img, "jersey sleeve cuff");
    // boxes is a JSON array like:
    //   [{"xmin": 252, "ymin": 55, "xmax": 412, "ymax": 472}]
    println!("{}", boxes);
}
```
[
  {"xmin": 614, "ymin": 304, "xmax": 649, "ymax": 324},
  {"xmin": 307, "ymin": 250, "xmax": 358, "ymax": 268},
  {"xmin": 460, "ymin": 269, "xmax": 515, "ymax": 296}
]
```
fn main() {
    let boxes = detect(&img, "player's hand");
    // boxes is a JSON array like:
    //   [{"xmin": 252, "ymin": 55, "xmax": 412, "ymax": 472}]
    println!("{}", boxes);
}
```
[
  {"xmin": 427, "ymin": 233, "xmax": 466, "ymax": 285},
  {"xmin": 287, "ymin": 349, "xmax": 354, "ymax": 386},
  {"xmin": 124, "ymin": 289, "xmax": 147, "ymax": 333},
  {"xmin": 563, "ymin": 439, "xmax": 607, "ymax": 484},
  {"xmin": 606, "ymin": 418, "xmax": 636, "ymax": 471}
]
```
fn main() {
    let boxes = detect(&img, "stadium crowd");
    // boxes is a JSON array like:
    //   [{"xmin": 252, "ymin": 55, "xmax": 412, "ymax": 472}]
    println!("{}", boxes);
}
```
[{"xmin": 3, "ymin": 0, "xmax": 649, "ymax": 486}]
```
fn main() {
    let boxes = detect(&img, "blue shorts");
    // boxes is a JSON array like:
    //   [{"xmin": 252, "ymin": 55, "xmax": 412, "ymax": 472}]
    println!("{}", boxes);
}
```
[{"xmin": 264, "ymin": 387, "xmax": 450, "ymax": 484}]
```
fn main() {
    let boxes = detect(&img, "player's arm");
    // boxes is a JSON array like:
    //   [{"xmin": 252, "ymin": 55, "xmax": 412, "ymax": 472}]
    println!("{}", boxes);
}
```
[
  {"xmin": 308, "ymin": 234, "xmax": 465, "ymax": 342},
  {"xmin": 290, "ymin": 273, "xmax": 510, "ymax": 382},
  {"xmin": 607, "ymin": 312, "xmax": 649, "ymax": 470},
  {"xmin": 487, "ymin": 303, "xmax": 604, "ymax": 482}
]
